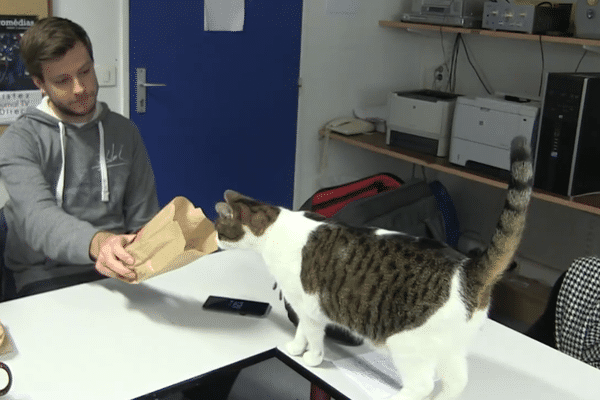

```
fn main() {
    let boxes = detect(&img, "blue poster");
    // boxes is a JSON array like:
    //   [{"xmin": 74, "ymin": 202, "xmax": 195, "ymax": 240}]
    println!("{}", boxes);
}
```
[
  {"xmin": 0, "ymin": 16, "xmax": 40, "ymax": 124},
  {"xmin": 0, "ymin": 16, "xmax": 37, "ymax": 92}
]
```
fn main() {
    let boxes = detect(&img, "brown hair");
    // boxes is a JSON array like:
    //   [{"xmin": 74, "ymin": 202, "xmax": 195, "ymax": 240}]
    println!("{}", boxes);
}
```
[{"xmin": 20, "ymin": 17, "xmax": 94, "ymax": 81}]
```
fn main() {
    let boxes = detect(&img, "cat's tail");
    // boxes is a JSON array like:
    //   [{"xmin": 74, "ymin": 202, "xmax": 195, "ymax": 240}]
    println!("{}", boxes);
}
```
[{"xmin": 472, "ymin": 136, "xmax": 533, "ymax": 293}]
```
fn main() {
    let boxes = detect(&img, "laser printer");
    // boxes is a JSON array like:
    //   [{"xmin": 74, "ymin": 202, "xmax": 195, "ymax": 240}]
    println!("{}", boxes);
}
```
[
  {"xmin": 386, "ymin": 90, "xmax": 461, "ymax": 157},
  {"xmin": 449, "ymin": 96, "xmax": 539, "ymax": 172}
]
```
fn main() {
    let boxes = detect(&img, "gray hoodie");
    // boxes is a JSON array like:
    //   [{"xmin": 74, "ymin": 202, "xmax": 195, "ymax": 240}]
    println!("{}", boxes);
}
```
[{"xmin": 0, "ymin": 101, "xmax": 159, "ymax": 292}]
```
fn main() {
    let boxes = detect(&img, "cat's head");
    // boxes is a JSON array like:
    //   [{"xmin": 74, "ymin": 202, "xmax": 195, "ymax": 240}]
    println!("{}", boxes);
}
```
[{"xmin": 215, "ymin": 190, "xmax": 281, "ymax": 250}]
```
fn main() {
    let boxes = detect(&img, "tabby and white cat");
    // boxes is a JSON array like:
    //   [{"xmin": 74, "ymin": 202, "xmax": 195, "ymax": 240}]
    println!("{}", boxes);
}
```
[{"xmin": 214, "ymin": 137, "xmax": 532, "ymax": 400}]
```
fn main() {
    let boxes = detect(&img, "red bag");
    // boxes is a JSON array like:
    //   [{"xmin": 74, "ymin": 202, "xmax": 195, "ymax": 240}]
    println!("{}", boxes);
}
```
[{"xmin": 300, "ymin": 173, "xmax": 403, "ymax": 218}]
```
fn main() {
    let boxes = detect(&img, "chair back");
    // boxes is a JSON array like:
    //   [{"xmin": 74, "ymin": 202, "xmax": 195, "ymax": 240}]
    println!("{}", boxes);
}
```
[
  {"xmin": 555, "ymin": 256, "xmax": 600, "ymax": 368},
  {"xmin": 0, "ymin": 208, "xmax": 16, "ymax": 301}
]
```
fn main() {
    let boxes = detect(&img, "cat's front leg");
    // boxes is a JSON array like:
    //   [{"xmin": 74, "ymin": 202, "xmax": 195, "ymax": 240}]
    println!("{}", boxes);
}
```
[
  {"xmin": 286, "ymin": 326, "xmax": 309, "ymax": 356},
  {"xmin": 302, "ymin": 344, "xmax": 325, "ymax": 367},
  {"xmin": 290, "ymin": 316, "xmax": 326, "ymax": 367}
]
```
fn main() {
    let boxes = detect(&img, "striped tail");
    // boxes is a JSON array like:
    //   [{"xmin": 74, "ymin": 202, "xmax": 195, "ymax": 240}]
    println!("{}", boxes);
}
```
[{"xmin": 474, "ymin": 136, "xmax": 533, "ymax": 291}]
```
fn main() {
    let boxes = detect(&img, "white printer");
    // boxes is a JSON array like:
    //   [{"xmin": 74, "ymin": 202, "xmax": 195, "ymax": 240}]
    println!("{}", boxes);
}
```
[
  {"xmin": 449, "ymin": 96, "xmax": 539, "ymax": 171},
  {"xmin": 387, "ymin": 90, "xmax": 460, "ymax": 157}
]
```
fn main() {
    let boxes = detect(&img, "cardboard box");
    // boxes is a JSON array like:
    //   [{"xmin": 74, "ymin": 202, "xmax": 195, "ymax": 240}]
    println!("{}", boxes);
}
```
[
  {"xmin": 490, "ymin": 272, "xmax": 552, "ymax": 326},
  {"xmin": 0, "ymin": 0, "xmax": 50, "ymax": 17}
]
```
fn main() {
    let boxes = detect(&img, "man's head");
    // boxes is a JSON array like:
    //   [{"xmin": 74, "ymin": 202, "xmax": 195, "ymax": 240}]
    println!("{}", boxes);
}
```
[
  {"xmin": 21, "ymin": 17, "xmax": 94, "ymax": 82},
  {"xmin": 21, "ymin": 17, "xmax": 98, "ymax": 122}
]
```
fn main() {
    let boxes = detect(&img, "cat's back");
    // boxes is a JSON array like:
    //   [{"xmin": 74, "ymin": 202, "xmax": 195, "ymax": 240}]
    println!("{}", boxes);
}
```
[{"xmin": 299, "ymin": 222, "xmax": 467, "ymax": 342}]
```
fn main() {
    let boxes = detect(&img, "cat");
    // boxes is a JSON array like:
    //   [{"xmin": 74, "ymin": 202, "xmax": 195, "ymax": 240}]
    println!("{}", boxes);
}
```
[{"xmin": 214, "ymin": 136, "xmax": 532, "ymax": 400}]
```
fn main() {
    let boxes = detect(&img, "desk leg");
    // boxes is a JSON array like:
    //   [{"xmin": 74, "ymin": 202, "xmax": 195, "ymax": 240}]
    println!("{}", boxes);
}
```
[{"xmin": 310, "ymin": 383, "xmax": 332, "ymax": 400}]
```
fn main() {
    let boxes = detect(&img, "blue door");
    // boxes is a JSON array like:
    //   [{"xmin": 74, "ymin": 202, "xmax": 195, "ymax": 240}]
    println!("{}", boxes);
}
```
[{"xmin": 129, "ymin": 1, "xmax": 302, "ymax": 219}]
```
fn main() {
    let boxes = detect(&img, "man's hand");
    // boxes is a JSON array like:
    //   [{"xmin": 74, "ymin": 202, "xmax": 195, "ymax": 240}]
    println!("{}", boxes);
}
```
[{"xmin": 90, "ymin": 231, "xmax": 137, "ymax": 282}]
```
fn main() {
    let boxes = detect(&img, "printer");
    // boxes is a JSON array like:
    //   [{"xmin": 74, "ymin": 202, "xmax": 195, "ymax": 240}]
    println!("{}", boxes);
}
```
[
  {"xmin": 449, "ymin": 96, "xmax": 539, "ymax": 172},
  {"xmin": 387, "ymin": 90, "xmax": 461, "ymax": 157}
]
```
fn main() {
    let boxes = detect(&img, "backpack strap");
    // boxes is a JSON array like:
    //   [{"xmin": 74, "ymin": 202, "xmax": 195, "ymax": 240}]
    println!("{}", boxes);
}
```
[{"xmin": 428, "ymin": 180, "xmax": 461, "ymax": 248}]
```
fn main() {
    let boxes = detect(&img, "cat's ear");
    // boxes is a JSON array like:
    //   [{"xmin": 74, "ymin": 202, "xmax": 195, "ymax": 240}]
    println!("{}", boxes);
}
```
[
  {"xmin": 224, "ymin": 189, "xmax": 242, "ymax": 203},
  {"xmin": 215, "ymin": 202, "xmax": 234, "ymax": 218},
  {"xmin": 224, "ymin": 189, "xmax": 256, "ymax": 203}
]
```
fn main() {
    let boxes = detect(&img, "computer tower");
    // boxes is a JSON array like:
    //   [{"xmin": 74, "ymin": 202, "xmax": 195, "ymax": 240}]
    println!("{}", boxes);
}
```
[{"xmin": 534, "ymin": 73, "xmax": 600, "ymax": 197}]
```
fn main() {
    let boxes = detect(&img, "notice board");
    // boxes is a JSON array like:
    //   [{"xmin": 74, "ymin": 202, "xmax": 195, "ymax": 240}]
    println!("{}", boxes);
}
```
[{"xmin": 0, "ymin": 0, "xmax": 51, "ymax": 135}]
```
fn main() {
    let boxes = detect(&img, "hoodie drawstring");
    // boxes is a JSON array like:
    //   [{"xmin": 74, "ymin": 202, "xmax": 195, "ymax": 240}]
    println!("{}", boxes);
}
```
[
  {"xmin": 56, "ymin": 122, "xmax": 67, "ymax": 208},
  {"xmin": 55, "ymin": 121, "xmax": 110, "ymax": 207},
  {"xmin": 98, "ymin": 121, "xmax": 109, "ymax": 202}
]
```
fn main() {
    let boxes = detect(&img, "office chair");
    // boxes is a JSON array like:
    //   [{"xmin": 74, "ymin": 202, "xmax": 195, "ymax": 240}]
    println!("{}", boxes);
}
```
[
  {"xmin": 525, "ymin": 270, "xmax": 567, "ymax": 348},
  {"xmin": 0, "ymin": 208, "xmax": 17, "ymax": 302},
  {"xmin": 553, "ymin": 256, "xmax": 600, "ymax": 368},
  {"xmin": 527, "ymin": 256, "xmax": 600, "ymax": 368}
]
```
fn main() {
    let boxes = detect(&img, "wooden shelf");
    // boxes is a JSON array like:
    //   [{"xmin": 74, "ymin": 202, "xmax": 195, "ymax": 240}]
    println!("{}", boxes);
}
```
[
  {"xmin": 379, "ymin": 20, "xmax": 600, "ymax": 47},
  {"xmin": 322, "ymin": 130, "xmax": 600, "ymax": 216}
]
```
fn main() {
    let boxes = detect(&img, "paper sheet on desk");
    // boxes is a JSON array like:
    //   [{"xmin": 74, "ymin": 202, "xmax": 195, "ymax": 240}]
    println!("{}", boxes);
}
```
[
  {"xmin": 332, "ymin": 351, "xmax": 403, "ymax": 399},
  {"xmin": 204, "ymin": 0, "xmax": 244, "ymax": 31}
]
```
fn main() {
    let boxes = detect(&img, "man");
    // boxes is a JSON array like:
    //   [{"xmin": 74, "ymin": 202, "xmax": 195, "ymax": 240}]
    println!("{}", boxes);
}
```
[{"xmin": 0, "ymin": 17, "xmax": 159, "ymax": 299}]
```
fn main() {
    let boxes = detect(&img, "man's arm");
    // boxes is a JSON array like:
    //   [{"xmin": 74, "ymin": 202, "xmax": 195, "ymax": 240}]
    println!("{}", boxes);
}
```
[{"xmin": 0, "ymin": 127, "xmax": 99, "ymax": 264}]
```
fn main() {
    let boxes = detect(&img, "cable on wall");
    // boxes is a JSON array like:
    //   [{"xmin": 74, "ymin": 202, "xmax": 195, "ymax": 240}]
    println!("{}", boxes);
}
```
[
  {"xmin": 458, "ymin": 34, "xmax": 492, "ymax": 94},
  {"xmin": 449, "ymin": 34, "xmax": 460, "ymax": 92},
  {"xmin": 436, "ymin": 31, "xmax": 493, "ymax": 94},
  {"xmin": 575, "ymin": 50, "xmax": 588, "ymax": 72},
  {"xmin": 437, "ymin": 27, "xmax": 458, "ymax": 93},
  {"xmin": 538, "ymin": 35, "xmax": 545, "ymax": 96}
]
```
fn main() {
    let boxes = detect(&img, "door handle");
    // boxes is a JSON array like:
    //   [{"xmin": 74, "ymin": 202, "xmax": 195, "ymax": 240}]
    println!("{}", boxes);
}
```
[{"xmin": 136, "ymin": 68, "xmax": 166, "ymax": 113}]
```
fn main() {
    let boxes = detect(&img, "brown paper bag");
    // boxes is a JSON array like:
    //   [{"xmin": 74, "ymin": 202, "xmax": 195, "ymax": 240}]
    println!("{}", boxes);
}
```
[
  {"xmin": 0, "ymin": 322, "xmax": 12, "ymax": 356},
  {"xmin": 0, "ymin": 323, "xmax": 5, "ymax": 353},
  {"xmin": 122, "ymin": 196, "xmax": 219, "ymax": 283}
]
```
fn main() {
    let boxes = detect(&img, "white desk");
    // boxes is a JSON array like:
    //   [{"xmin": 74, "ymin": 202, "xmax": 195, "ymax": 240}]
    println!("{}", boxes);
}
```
[{"xmin": 1, "ymin": 249, "xmax": 599, "ymax": 400}]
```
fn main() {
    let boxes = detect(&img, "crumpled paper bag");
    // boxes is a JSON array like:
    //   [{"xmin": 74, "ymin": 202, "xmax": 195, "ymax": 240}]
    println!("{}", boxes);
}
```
[
  {"xmin": 0, "ymin": 323, "xmax": 5, "ymax": 354},
  {"xmin": 0, "ymin": 322, "xmax": 12, "ymax": 356},
  {"xmin": 122, "ymin": 196, "xmax": 218, "ymax": 283}
]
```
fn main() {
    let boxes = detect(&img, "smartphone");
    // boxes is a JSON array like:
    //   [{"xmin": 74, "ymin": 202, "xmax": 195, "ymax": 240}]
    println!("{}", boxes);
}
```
[{"xmin": 203, "ymin": 295, "xmax": 271, "ymax": 317}]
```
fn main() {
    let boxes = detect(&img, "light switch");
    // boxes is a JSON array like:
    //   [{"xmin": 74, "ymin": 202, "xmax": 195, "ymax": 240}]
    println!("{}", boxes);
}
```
[{"xmin": 96, "ymin": 64, "xmax": 117, "ymax": 87}]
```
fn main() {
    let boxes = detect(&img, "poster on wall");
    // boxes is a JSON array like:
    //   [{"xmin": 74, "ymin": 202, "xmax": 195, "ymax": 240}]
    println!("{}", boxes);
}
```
[{"xmin": 0, "ymin": 15, "xmax": 42, "ymax": 124}]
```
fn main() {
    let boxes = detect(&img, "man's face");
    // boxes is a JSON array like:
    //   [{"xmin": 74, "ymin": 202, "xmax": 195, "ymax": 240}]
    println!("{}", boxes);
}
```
[{"xmin": 33, "ymin": 41, "xmax": 99, "ymax": 123}]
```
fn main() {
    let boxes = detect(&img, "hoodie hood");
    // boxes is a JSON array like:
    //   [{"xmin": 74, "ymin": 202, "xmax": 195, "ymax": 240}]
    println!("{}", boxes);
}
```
[
  {"xmin": 22, "ymin": 101, "xmax": 112, "ymax": 207},
  {"xmin": 23, "ymin": 98, "xmax": 110, "ymax": 127}
]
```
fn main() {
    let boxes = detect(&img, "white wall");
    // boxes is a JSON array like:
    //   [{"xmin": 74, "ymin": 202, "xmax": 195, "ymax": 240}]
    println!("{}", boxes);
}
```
[{"xmin": 294, "ymin": 1, "xmax": 420, "ymax": 206}]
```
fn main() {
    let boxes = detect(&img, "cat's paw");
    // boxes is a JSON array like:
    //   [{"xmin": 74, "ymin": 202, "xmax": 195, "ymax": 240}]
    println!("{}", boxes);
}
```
[
  {"xmin": 303, "ymin": 350, "xmax": 324, "ymax": 367},
  {"xmin": 285, "ymin": 339, "xmax": 307, "ymax": 356}
]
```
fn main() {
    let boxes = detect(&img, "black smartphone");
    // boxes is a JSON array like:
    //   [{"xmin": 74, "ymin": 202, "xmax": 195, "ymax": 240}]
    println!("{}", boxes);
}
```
[{"xmin": 203, "ymin": 295, "xmax": 271, "ymax": 317}]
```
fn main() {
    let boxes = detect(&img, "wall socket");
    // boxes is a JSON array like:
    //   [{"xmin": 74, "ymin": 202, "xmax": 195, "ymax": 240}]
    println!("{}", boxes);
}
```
[
  {"xmin": 421, "ymin": 63, "xmax": 450, "ymax": 90},
  {"xmin": 433, "ymin": 64, "xmax": 449, "ymax": 90}
]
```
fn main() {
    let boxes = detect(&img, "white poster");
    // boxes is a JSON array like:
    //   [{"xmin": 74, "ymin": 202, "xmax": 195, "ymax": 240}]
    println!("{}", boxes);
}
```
[
  {"xmin": 0, "ymin": 90, "xmax": 42, "ymax": 124},
  {"xmin": 204, "ymin": 0, "xmax": 245, "ymax": 32}
]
